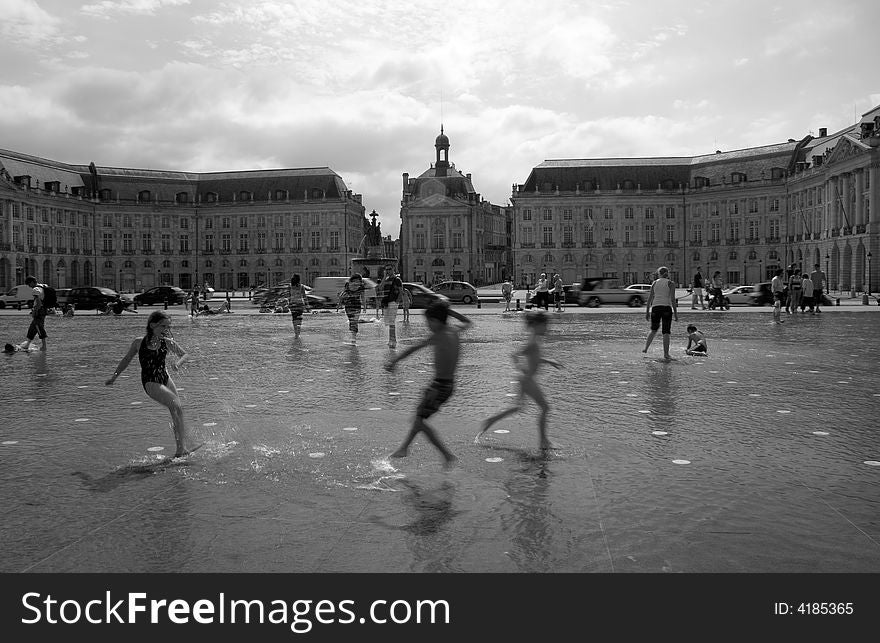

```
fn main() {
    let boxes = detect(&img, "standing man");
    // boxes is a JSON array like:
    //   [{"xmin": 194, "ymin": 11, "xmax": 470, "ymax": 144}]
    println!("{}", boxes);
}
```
[
  {"xmin": 552, "ymin": 272, "xmax": 564, "ymax": 311},
  {"xmin": 20, "ymin": 276, "xmax": 47, "ymax": 351},
  {"xmin": 188, "ymin": 285, "xmax": 200, "ymax": 317},
  {"xmin": 771, "ymin": 268, "xmax": 786, "ymax": 323},
  {"xmin": 380, "ymin": 264, "xmax": 403, "ymax": 348},
  {"xmin": 691, "ymin": 267, "xmax": 706, "ymax": 310},
  {"xmin": 809, "ymin": 263, "xmax": 826, "ymax": 313},
  {"xmin": 501, "ymin": 277, "xmax": 514, "ymax": 312},
  {"xmin": 642, "ymin": 266, "xmax": 678, "ymax": 360}
]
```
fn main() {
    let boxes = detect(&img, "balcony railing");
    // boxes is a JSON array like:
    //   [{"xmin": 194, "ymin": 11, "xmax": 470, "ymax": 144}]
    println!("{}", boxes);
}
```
[
  {"xmin": 767, "ymin": 236, "xmax": 780, "ymax": 243},
  {"xmin": 856, "ymin": 224, "xmax": 866, "ymax": 234},
  {"xmin": 541, "ymin": 242, "xmax": 556, "ymax": 248},
  {"xmin": 101, "ymin": 250, "xmax": 115, "ymax": 256},
  {"xmin": 520, "ymin": 242, "xmax": 535, "ymax": 248},
  {"xmin": 642, "ymin": 241, "xmax": 657, "ymax": 247},
  {"xmin": 623, "ymin": 241, "xmax": 638, "ymax": 247},
  {"xmin": 830, "ymin": 229, "xmax": 840, "ymax": 237},
  {"xmin": 842, "ymin": 227, "xmax": 852, "ymax": 236},
  {"xmin": 581, "ymin": 241, "xmax": 595, "ymax": 247},
  {"xmin": 602, "ymin": 241, "xmax": 617, "ymax": 247},
  {"xmin": 561, "ymin": 242, "xmax": 576, "ymax": 248},
  {"xmin": 663, "ymin": 241, "xmax": 680, "ymax": 248}
]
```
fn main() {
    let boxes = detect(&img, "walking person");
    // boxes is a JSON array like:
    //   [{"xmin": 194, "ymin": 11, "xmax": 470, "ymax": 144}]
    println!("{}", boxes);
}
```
[
  {"xmin": 691, "ymin": 267, "xmax": 706, "ymax": 309},
  {"xmin": 708, "ymin": 270, "xmax": 725, "ymax": 309},
  {"xmin": 552, "ymin": 273, "xmax": 564, "ymax": 311},
  {"xmin": 788, "ymin": 268, "xmax": 803, "ymax": 313},
  {"xmin": 338, "ymin": 273, "xmax": 365, "ymax": 345},
  {"xmin": 501, "ymin": 278, "xmax": 514, "ymax": 312},
  {"xmin": 188, "ymin": 285, "xmax": 200, "ymax": 317},
  {"xmin": 476, "ymin": 310, "xmax": 563, "ymax": 450},
  {"xmin": 386, "ymin": 300, "xmax": 473, "ymax": 467},
  {"xmin": 801, "ymin": 271, "xmax": 814, "ymax": 313},
  {"xmin": 642, "ymin": 266, "xmax": 679, "ymax": 360},
  {"xmin": 379, "ymin": 265, "xmax": 403, "ymax": 348},
  {"xmin": 288, "ymin": 274, "xmax": 309, "ymax": 338},
  {"xmin": 19, "ymin": 276, "xmax": 48, "ymax": 352},
  {"xmin": 105, "ymin": 310, "xmax": 198, "ymax": 458},
  {"xmin": 771, "ymin": 268, "xmax": 786, "ymax": 323},
  {"xmin": 400, "ymin": 282, "xmax": 412, "ymax": 322},
  {"xmin": 810, "ymin": 263, "xmax": 826, "ymax": 313}
]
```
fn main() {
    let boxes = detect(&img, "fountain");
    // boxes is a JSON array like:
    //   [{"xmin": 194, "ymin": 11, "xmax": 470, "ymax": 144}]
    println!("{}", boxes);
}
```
[{"xmin": 351, "ymin": 209, "xmax": 398, "ymax": 281}]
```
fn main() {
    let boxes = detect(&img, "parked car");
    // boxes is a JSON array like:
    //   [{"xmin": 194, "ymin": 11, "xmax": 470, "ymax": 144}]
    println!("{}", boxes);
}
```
[
  {"xmin": 67, "ymin": 286, "xmax": 133, "ymax": 310},
  {"xmin": 528, "ymin": 284, "xmax": 579, "ymax": 306},
  {"xmin": 431, "ymin": 281, "xmax": 479, "ymax": 304},
  {"xmin": 55, "ymin": 288, "xmax": 72, "ymax": 307},
  {"xmin": 624, "ymin": 283, "xmax": 653, "ymax": 292},
  {"xmin": 402, "ymin": 282, "xmax": 448, "ymax": 308},
  {"xmin": 134, "ymin": 286, "xmax": 188, "ymax": 306},
  {"xmin": 0, "ymin": 284, "xmax": 35, "ymax": 309},
  {"xmin": 722, "ymin": 285, "xmax": 757, "ymax": 306},
  {"xmin": 577, "ymin": 277, "xmax": 645, "ymax": 307}
]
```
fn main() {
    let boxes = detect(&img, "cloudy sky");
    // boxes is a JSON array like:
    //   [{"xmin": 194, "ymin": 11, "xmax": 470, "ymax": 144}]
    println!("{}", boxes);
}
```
[{"xmin": 2, "ymin": 0, "xmax": 878, "ymax": 236}]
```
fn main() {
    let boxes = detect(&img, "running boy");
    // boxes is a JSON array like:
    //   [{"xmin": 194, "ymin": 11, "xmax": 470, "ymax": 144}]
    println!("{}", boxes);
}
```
[
  {"xmin": 476, "ymin": 310, "xmax": 562, "ymax": 450},
  {"xmin": 338, "ymin": 273, "xmax": 365, "ymax": 344},
  {"xmin": 385, "ymin": 300, "xmax": 473, "ymax": 466},
  {"xmin": 684, "ymin": 324, "xmax": 708, "ymax": 355}
]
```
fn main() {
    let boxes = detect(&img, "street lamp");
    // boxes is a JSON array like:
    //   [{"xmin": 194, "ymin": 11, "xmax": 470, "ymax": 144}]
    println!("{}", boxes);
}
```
[
  {"xmin": 759, "ymin": 259, "xmax": 763, "ymax": 282},
  {"xmin": 825, "ymin": 253, "xmax": 830, "ymax": 293},
  {"xmin": 627, "ymin": 261, "xmax": 631, "ymax": 284},
  {"xmin": 867, "ymin": 252, "xmax": 872, "ymax": 296}
]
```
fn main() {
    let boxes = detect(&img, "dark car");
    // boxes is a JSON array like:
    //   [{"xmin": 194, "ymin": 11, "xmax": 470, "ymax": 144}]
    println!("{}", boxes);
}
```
[
  {"xmin": 528, "ymin": 283, "xmax": 579, "ymax": 307},
  {"xmin": 67, "ymin": 286, "xmax": 132, "ymax": 310},
  {"xmin": 576, "ymin": 277, "xmax": 645, "ymax": 307},
  {"xmin": 748, "ymin": 282, "xmax": 833, "ymax": 307},
  {"xmin": 252, "ymin": 283, "xmax": 322, "ymax": 311},
  {"xmin": 134, "ymin": 286, "xmax": 188, "ymax": 306},
  {"xmin": 403, "ymin": 282, "xmax": 448, "ymax": 308}
]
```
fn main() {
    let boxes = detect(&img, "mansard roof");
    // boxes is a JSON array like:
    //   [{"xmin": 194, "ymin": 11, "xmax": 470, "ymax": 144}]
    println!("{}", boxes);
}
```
[
  {"xmin": 408, "ymin": 164, "xmax": 476, "ymax": 198},
  {"xmin": 520, "ymin": 141, "xmax": 801, "ymax": 192},
  {"xmin": 0, "ymin": 148, "xmax": 350, "ymax": 201}
]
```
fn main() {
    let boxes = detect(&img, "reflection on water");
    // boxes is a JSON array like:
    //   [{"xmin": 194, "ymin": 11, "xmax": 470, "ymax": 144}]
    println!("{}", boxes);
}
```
[{"xmin": 1, "ymin": 311, "xmax": 879, "ymax": 572}]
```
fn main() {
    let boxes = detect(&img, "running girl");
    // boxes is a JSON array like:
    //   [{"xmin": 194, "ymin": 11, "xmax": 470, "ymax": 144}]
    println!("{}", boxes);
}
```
[
  {"xmin": 105, "ymin": 310, "xmax": 197, "ymax": 457},
  {"xmin": 338, "ymin": 273, "xmax": 365, "ymax": 344}
]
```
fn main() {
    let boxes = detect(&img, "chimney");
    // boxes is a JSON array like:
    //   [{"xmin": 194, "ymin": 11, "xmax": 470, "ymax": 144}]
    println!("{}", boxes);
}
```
[
  {"xmin": 402, "ymin": 172, "xmax": 409, "ymax": 191},
  {"xmin": 819, "ymin": 127, "xmax": 827, "ymax": 137}
]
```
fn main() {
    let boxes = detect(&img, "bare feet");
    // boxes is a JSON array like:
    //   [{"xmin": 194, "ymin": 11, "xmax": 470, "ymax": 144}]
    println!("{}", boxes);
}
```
[{"xmin": 174, "ymin": 443, "xmax": 205, "ymax": 458}]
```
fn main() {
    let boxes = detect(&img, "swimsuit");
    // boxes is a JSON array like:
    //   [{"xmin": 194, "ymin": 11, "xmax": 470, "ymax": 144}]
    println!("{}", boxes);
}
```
[{"xmin": 139, "ymin": 337, "xmax": 169, "ymax": 389}]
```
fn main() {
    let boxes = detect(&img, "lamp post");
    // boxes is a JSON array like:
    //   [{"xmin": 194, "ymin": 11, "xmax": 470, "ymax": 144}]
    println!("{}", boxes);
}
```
[
  {"xmin": 743, "ymin": 261, "xmax": 746, "ymax": 286},
  {"xmin": 56, "ymin": 267, "xmax": 60, "ymax": 289},
  {"xmin": 627, "ymin": 261, "xmax": 631, "ymax": 285},
  {"xmin": 825, "ymin": 253, "xmax": 830, "ymax": 294},
  {"xmin": 868, "ymin": 252, "xmax": 872, "ymax": 295},
  {"xmin": 759, "ymin": 259, "xmax": 762, "ymax": 282}
]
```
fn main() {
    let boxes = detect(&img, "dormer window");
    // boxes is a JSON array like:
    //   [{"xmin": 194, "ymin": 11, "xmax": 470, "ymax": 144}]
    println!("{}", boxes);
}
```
[
  {"xmin": 239, "ymin": 191, "xmax": 251, "ymax": 201},
  {"xmin": 205, "ymin": 192, "xmax": 217, "ymax": 203},
  {"xmin": 175, "ymin": 192, "xmax": 189, "ymax": 204},
  {"xmin": 99, "ymin": 189, "xmax": 112, "ymax": 201},
  {"xmin": 137, "ymin": 190, "xmax": 151, "ymax": 203},
  {"xmin": 694, "ymin": 176, "xmax": 710, "ymax": 188}
]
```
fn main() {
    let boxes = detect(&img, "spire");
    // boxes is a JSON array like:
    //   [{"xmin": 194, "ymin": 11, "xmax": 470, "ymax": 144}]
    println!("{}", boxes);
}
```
[{"xmin": 434, "ymin": 126, "xmax": 450, "ymax": 177}]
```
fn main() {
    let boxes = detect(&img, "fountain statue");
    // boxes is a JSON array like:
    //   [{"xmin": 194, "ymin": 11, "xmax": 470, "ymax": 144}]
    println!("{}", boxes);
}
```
[{"xmin": 352, "ymin": 209, "xmax": 398, "ymax": 281}]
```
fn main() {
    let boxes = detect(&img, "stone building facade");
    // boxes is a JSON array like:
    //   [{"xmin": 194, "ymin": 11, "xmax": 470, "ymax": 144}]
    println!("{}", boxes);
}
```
[
  {"xmin": 398, "ymin": 128, "xmax": 510, "ymax": 286},
  {"xmin": 0, "ymin": 149, "xmax": 366, "ymax": 292},
  {"xmin": 511, "ymin": 105, "xmax": 880, "ymax": 293}
]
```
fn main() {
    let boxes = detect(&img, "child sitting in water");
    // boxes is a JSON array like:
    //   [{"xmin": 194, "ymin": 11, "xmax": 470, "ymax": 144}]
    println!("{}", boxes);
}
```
[{"xmin": 685, "ymin": 324, "xmax": 708, "ymax": 356}]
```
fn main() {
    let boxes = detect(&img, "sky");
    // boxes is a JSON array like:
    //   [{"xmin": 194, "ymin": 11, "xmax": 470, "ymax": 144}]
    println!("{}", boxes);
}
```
[{"xmin": 2, "ymin": 0, "xmax": 879, "ymax": 238}]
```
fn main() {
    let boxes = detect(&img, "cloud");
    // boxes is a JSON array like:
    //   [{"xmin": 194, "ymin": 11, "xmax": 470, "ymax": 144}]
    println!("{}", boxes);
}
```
[
  {"xmin": 0, "ymin": 0, "xmax": 62, "ymax": 45},
  {"xmin": 80, "ymin": 0, "xmax": 191, "ymax": 20}
]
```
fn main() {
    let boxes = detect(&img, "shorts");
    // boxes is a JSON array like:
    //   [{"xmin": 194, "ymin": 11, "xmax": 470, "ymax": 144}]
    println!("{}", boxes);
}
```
[
  {"xmin": 416, "ymin": 378, "xmax": 454, "ymax": 418},
  {"xmin": 289, "ymin": 303, "xmax": 304, "ymax": 322},
  {"xmin": 383, "ymin": 302, "xmax": 399, "ymax": 325},
  {"xmin": 649, "ymin": 305, "xmax": 673, "ymax": 334},
  {"xmin": 774, "ymin": 291, "xmax": 785, "ymax": 303},
  {"xmin": 689, "ymin": 344, "xmax": 707, "ymax": 354}
]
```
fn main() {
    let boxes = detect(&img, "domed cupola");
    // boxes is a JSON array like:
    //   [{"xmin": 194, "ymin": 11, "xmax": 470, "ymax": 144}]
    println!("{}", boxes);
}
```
[{"xmin": 434, "ymin": 125, "xmax": 450, "ymax": 176}]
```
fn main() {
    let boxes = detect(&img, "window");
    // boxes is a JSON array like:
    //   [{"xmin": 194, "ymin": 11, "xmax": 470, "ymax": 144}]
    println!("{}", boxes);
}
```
[
  {"xmin": 645, "ymin": 225, "xmax": 655, "ymax": 243},
  {"xmin": 563, "ymin": 226, "xmax": 573, "ymax": 244},
  {"xmin": 523, "ymin": 209, "xmax": 532, "ymax": 221},
  {"xmin": 583, "ymin": 228, "xmax": 594, "ymax": 244},
  {"xmin": 103, "ymin": 214, "xmax": 113, "ymax": 227},
  {"xmin": 542, "ymin": 208, "xmax": 552, "ymax": 220},
  {"xmin": 749, "ymin": 199, "xmax": 758, "ymax": 213},
  {"xmin": 728, "ymin": 220, "xmax": 739, "ymax": 240},
  {"xmin": 310, "ymin": 231, "xmax": 321, "ymax": 250},
  {"xmin": 311, "ymin": 214, "xmax": 320, "ymax": 226},
  {"xmin": 238, "ymin": 234, "xmax": 248, "ymax": 252},
  {"xmin": 624, "ymin": 225, "xmax": 634, "ymax": 243},
  {"xmin": 161, "ymin": 234, "xmax": 171, "ymax": 252},
  {"xmin": 542, "ymin": 226, "xmax": 553, "ymax": 245},
  {"xmin": 161, "ymin": 216, "xmax": 169, "ymax": 229},
  {"xmin": 624, "ymin": 207, "xmax": 634, "ymax": 219},
  {"xmin": 329, "ymin": 230, "xmax": 339, "ymax": 251},
  {"xmin": 644, "ymin": 207, "xmax": 655, "ymax": 219},
  {"xmin": 584, "ymin": 208, "xmax": 593, "ymax": 221},
  {"xmin": 204, "ymin": 235, "xmax": 214, "ymax": 252},
  {"xmin": 604, "ymin": 208, "xmax": 613, "ymax": 219},
  {"xmin": 432, "ymin": 230, "xmax": 445, "ymax": 250},
  {"xmin": 123, "ymin": 233, "xmax": 133, "ymax": 252},
  {"xmin": 222, "ymin": 217, "xmax": 231, "ymax": 229},
  {"xmin": 522, "ymin": 227, "xmax": 534, "ymax": 245},
  {"xmin": 692, "ymin": 224, "xmax": 702, "ymax": 242},
  {"xmin": 769, "ymin": 199, "xmax": 779, "ymax": 212},
  {"xmin": 769, "ymin": 219, "xmax": 780, "ymax": 239},
  {"xmin": 180, "ymin": 218, "xmax": 189, "ymax": 229},
  {"xmin": 102, "ymin": 232, "xmax": 113, "ymax": 252},
  {"xmin": 563, "ymin": 209, "xmax": 572, "ymax": 220},
  {"xmin": 603, "ymin": 225, "xmax": 614, "ymax": 244},
  {"xmin": 665, "ymin": 227, "xmax": 675, "ymax": 243},
  {"xmin": 204, "ymin": 218, "xmax": 213, "ymax": 229},
  {"xmin": 665, "ymin": 206, "xmax": 675, "ymax": 219},
  {"xmin": 239, "ymin": 216, "xmax": 247, "ymax": 228},
  {"xmin": 273, "ymin": 232, "xmax": 284, "ymax": 251},
  {"xmin": 221, "ymin": 234, "xmax": 231, "ymax": 252},
  {"xmin": 138, "ymin": 190, "xmax": 151, "ymax": 203},
  {"xmin": 292, "ymin": 231, "xmax": 302, "ymax": 250},
  {"xmin": 180, "ymin": 235, "xmax": 189, "ymax": 252},
  {"xmin": 176, "ymin": 192, "xmax": 189, "ymax": 204},
  {"xmin": 415, "ymin": 232, "xmax": 425, "ymax": 250},
  {"xmin": 142, "ymin": 233, "xmax": 152, "ymax": 252},
  {"xmin": 729, "ymin": 202, "xmax": 738, "ymax": 215},
  {"xmin": 239, "ymin": 191, "xmax": 251, "ymax": 201},
  {"xmin": 710, "ymin": 222, "xmax": 720, "ymax": 242}
]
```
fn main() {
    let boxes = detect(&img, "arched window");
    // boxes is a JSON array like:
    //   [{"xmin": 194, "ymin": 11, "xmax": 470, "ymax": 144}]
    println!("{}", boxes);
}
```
[
  {"xmin": 274, "ymin": 190, "xmax": 286, "ymax": 200},
  {"xmin": 543, "ymin": 253, "xmax": 554, "ymax": 264},
  {"xmin": 309, "ymin": 258, "xmax": 320, "ymax": 266},
  {"xmin": 138, "ymin": 190, "xmax": 151, "ymax": 203},
  {"xmin": 239, "ymin": 191, "xmax": 251, "ymax": 201},
  {"xmin": 99, "ymin": 189, "xmax": 112, "ymax": 201},
  {"xmin": 205, "ymin": 192, "xmax": 217, "ymax": 203},
  {"xmin": 144, "ymin": 260, "xmax": 153, "ymax": 269},
  {"xmin": 432, "ymin": 258, "xmax": 446, "ymax": 266},
  {"xmin": 175, "ymin": 192, "xmax": 189, "ymax": 204},
  {"xmin": 622, "ymin": 179, "xmax": 636, "ymax": 190},
  {"xmin": 239, "ymin": 259, "xmax": 248, "ymax": 267}
]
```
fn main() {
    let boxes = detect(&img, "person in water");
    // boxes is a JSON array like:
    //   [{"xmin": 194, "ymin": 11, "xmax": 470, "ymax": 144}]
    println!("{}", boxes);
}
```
[{"xmin": 105, "ymin": 310, "xmax": 198, "ymax": 457}]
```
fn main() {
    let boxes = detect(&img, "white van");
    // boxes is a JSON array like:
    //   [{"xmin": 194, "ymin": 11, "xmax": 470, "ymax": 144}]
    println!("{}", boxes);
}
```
[
  {"xmin": 310, "ymin": 276, "xmax": 377, "ymax": 307},
  {"xmin": 0, "ymin": 284, "xmax": 35, "ymax": 309}
]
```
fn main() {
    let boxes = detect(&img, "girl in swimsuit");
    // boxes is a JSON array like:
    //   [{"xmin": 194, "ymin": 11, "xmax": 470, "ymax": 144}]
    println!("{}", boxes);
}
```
[{"xmin": 106, "ymin": 310, "xmax": 195, "ymax": 457}]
